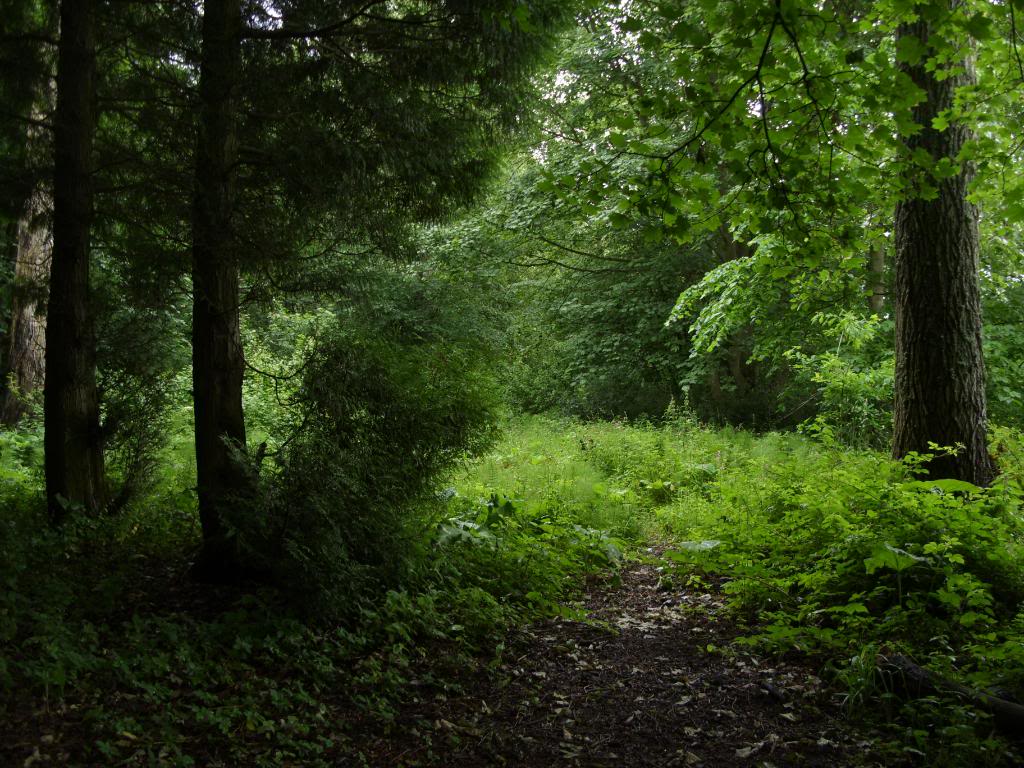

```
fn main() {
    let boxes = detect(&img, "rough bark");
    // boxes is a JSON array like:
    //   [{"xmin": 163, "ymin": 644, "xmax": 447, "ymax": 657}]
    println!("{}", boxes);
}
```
[
  {"xmin": 190, "ymin": 0, "xmax": 250, "ymax": 580},
  {"xmin": 891, "ymin": 8, "xmax": 994, "ymax": 486},
  {"xmin": 0, "ymin": 221, "xmax": 16, "ymax": 393},
  {"xmin": 2, "ymin": 185, "xmax": 50, "ymax": 424},
  {"xmin": 45, "ymin": 0, "xmax": 105, "ymax": 520}
]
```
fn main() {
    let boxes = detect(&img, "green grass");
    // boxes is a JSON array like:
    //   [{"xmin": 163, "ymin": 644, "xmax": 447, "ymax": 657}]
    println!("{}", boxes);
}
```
[
  {"xmin": 454, "ymin": 415, "xmax": 645, "ymax": 540},
  {"xmin": 456, "ymin": 414, "xmax": 824, "ymax": 545}
]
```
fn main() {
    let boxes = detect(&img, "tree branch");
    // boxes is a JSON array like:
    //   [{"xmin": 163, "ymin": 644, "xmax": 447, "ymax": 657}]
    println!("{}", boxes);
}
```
[{"xmin": 242, "ymin": 1, "xmax": 387, "ymax": 41}]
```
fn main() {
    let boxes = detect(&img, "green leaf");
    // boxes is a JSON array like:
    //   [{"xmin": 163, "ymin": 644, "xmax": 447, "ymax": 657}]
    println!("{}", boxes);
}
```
[
  {"xmin": 911, "ymin": 147, "xmax": 933, "ymax": 168},
  {"xmin": 895, "ymin": 36, "xmax": 928, "ymax": 65},
  {"xmin": 1006, "ymin": 201, "xmax": 1024, "ymax": 223},
  {"xmin": 675, "ymin": 540, "xmax": 722, "ymax": 551},
  {"xmin": 864, "ymin": 544, "xmax": 926, "ymax": 574},
  {"xmin": 611, "ymin": 114, "xmax": 635, "ymax": 131},
  {"xmin": 510, "ymin": 4, "xmax": 537, "ymax": 32},
  {"xmin": 929, "ymin": 478, "xmax": 982, "ymax": 493},
  {"xmin": 903, "ymin": 478, "xmax": 981, "ymax": 494},
  {"xmin": 964, "ymin": 13, "xmax": 993, "ymax": 41},
  {"xmin": 770, "ymin": 265, "xmax": 795, "ymax": 279}
]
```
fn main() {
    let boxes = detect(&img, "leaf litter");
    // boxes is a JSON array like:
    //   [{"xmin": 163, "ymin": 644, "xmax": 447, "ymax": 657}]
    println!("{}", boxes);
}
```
[{"xmin": 351, "ymin": 549, "xmax": 894, "ymax": 766}]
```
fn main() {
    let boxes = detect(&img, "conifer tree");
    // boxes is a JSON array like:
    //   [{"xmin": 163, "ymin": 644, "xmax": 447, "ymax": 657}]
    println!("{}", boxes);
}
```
[
  {"xmin": 189, "ymin": 0, "xmax": 568, "ymax": 580},
  {"xmin": 45, "ymin": 0, "xmax": 104, "ymax": 519},
  {"xmin": 0, "ymin": 0, "xmax": 53, "ymax": 425}
]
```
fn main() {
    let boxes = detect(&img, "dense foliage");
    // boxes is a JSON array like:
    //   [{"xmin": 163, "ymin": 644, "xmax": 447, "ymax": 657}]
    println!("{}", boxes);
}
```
[{"xmin": 2, "ymin": 0, "xmax": 1024, "ymax": 765}]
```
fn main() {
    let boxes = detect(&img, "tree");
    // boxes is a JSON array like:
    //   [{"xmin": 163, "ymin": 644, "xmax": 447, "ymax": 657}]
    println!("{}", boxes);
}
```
[
  {"xmin": 187, "ymin": 0, "xmax": 569, "ymax": 580},
  {"xmin": 2, "ymin": 177, "xmax": 49, "ymax": 425},
  {"xmin": 509, "ymin": 2, "xmax": 882, "ymax": 424},
  {"xmin": 0, "ymin": 0, "xmax": 54, "ymax": 425},
  {"xmin": 189, "ymin": 0, "xmax": 249, "ymax": 574},
  {"xmin": 44, "ymin": 0, "xmax": 104, "ymax": 519},
  {"xmin": 891, "ymin": 2, "xmax": 994, "ymax": 485},
  {"xmin": 534, "ymin": 0, "xmax": 1008, "ymax": 480}
]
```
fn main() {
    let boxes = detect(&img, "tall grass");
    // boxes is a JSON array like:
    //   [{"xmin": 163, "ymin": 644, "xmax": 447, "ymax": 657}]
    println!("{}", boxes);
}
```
[{"xmin": 463, "ymin": 414, "xmax": 1023, "ymax": 766}]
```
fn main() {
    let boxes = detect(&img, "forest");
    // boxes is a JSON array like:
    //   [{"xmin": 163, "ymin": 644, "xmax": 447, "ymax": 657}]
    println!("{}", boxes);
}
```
[{"xmin": 2, "ymin": 0, "xmax": 1024, "ymax": 765}]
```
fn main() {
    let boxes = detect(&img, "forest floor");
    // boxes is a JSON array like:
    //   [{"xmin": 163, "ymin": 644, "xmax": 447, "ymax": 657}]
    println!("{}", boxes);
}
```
[{"xmin": 348, "ymin": 549, "xmax": 893, "ymax": 767}]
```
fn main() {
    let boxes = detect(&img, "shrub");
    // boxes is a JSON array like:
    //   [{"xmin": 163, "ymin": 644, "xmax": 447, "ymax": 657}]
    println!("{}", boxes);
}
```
[
  {"xmin": 238, "ymin": 271, "xmax": 501, "ymax": 613},
  {"xmin": 659, "ymin": 433, "xmax": 1024, "ymax": 701}
]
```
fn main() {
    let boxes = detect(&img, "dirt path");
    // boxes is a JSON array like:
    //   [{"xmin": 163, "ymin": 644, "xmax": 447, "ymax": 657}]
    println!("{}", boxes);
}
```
[{"xmin": 353, "ymin": 552, "xmax": 886, "ymax": 767}]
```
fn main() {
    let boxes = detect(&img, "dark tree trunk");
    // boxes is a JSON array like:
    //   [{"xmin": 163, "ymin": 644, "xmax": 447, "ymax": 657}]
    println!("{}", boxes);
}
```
[
  {"xmin": 2, "ymin": 184, "xmax": 50, "ymax": 424},
  {"xmin": 190, "ymin": 0, "xmax": 250, "ymax": 580},
  {"xmin": 892, "ymin": 8, "xmax": 994, "ymax": 486},
  {"xmin": 718, "ymin": 227, "xmax": 754, "ymax": 399},
  {"xmin": 45, "ymin": 0, "xmax": 105, "ymax": 521},
  {"xmin": 0, "ymin": 219, "xmax": 17, "ymax": 403},
  {"xmin": 868, "ymin": 245, "xmax": 886, "ymax": 316}
]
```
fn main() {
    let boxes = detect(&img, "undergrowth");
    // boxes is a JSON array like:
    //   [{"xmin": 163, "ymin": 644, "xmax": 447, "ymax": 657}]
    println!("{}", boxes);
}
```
[
  {"xmin": 457, "ymin": 410, "xmax": 1024, "ymax": 766},
  {"xmin": 4, "ymin": 413, "xmax": 1023, "ymax": 765},
  {"xmin": 0, "ymin": 417, "xmax": 630, "ymax": 766},
  {"xmin": 567, "ymin": 413, "xmax": 1024, "ymax": 766}
]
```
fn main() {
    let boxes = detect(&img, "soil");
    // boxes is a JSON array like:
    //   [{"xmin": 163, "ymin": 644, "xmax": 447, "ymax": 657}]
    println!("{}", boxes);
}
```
[{"xmin": 349, "ymin": 550, "xmax": 890, "ymax": 767}]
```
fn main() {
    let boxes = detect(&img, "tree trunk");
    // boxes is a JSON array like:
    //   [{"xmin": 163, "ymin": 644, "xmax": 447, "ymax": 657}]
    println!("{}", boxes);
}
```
[
  {"xmin": 868, "ymin": 244, "xmax": 886, "ymax": 316},
  {"xmin": 45, "ymin": 0, "xmax": 105, "ymax": 521},
  {"xmin": 190, "ymin": 0, "xmax": 250, "ymax": 580},
  {"xmin": 0, "ymin": 219, "xmax": 16, "ymax": 383},
  {"xmin": 891, "ymin": 6, "xmax": 994, "ymax": 486},
  {"xmin": 2, "ymin": 184, "xmax": 50, "ymax": 424},
  {"xmin": 718, "ymin": 227, "xmax": 754, "ymax": 400}
]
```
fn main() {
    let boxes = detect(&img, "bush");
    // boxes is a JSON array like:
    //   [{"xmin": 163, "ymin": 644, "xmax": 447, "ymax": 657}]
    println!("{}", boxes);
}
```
[
  {"xmin": 653, "ymin": 428, "xmax": 1024, "ymax": 725},
  {"xmin": 783, "ymin": 313, "xmax": 894, "ymax": 450},
  {"xmin": 238, "ymin": 271, "xmax": 501, "ymax": 613}
]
